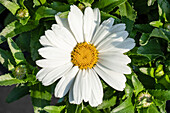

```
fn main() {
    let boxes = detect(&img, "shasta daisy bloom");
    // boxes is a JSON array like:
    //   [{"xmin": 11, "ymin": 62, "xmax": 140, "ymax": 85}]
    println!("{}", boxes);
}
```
[{"xmin": 36, "ymin": 5, "xmax": 135, "ymax": 107}]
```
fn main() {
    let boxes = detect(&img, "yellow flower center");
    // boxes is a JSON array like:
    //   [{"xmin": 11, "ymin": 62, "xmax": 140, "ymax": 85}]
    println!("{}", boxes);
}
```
[{"xmin": 71, "ymin": 42, "xmax": 99, "ymax": 69}]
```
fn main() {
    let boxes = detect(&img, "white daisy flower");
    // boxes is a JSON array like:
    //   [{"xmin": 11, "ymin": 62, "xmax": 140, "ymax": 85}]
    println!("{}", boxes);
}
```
[{"xmin": 36, "ymin": 5, "xmax": 135, "ymax": 107}]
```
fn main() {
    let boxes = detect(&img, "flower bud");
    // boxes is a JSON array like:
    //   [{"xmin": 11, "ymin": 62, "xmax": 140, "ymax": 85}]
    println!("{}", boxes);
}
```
[
  {"xmin": 137, "ymin": 92, "xmax": 152, "ymax": 108},
  {"xmin": 16, "ymin": 9, "xmax": 29, "ymax": 19},
  {"xmin": 13, "ymin": 65, "xmax": 27, "ymax": 79}
]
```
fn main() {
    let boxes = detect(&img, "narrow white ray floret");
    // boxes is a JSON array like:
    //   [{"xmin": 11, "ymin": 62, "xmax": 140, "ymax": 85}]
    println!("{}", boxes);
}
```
[{"xmin": 36, "ymin": 5, "xmax": 135, "ymax": 107}]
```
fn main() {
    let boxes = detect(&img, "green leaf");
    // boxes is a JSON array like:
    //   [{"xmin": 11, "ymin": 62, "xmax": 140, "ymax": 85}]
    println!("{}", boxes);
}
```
[
  {"xmin": 139, "ymin": 67, "xmax": 155, "ymax": 77},
  {"xmin": 4, "ymin": 13, "xmax": 17, "ymax": 26},
  {"xmin": 147, "ymin": 104, "xmax": 160, "ymax": 113},
  {"xmin": 0, "ymin": 3, "xmax": 5, "ymax": 14},
  {"xmin": 150, "ymin": 28, "xmax": 170, "ymax": 42},
  {"xmin": 66, "ymin": 104, "xmax": 82, "ymax": 113},
  {"xmin": 158, "ymin": 74, "xmax": 170, "ymax": 89},
  {"xmin": 7, "ymin": 38, "xmax": 26, "ymax": 65},
  {"xmin": 147, "ymin": 0, "xmax": 156, "ymax": 6},
  {"xmin": 93, "ymin": 0, "xmax": 126, "ymax": 13},
  {"xmin": 154, "ymin": 99, "xmax": 167, "ymax": 113},
  {"xmin": 101, "ymin": 11, "xmax": 121, "ymax": 23},
  {"xmin": 150, "ymin": 21, "xmax": 163, "ymax": 28},
  {"xmin": 130, "ymin": 55, "xmax": 150, "ymax": 66},
  {"xmin": 0, "ymin": 0, "xmax": 20, "ymax": 15},
  {"xmin": 0, "ymin": 48, "xmax": 15, "ymax": 68},
  {"xmin": 137, "ymin": 39, "xmax": 164, "ymax": 61},
  {"xmin": 82, "ymin": 105, "xmax": 101, "ymax": 113},
  {"xmin": 127, "ymin": 47, "xmax": 150, "ymax": 66},
  {"xmin": 15, "ymin": 32, "xmax": 30, "ymax": 52},
  {"xmin": 139, "ymin": 33, "xmax": 150, "ymax": 46},
  {"xmin": 0, "ymin": 20, "xmax": 37, "ymax": 44},
  {"xmin": 6, "ymin": 84, "xmax": 29, "ymax": 103},
  {"xmin": 43, "ymin": 106, "xmax": 65, "ymax": 113},
  {"xmin": 155, "ymin": 64, "xmax": 164, "ymax": 77},
  {"xmin": 111, "ymin": 98, "xmax": 134, "ymax": 113},
  {"xmin": 124, "ymin": 82, "xmax": 134, "ymax": 98},
  {"xmin": 30, "ymin": 25, "xmax": 44, "ymax": 61},
  {"xmin": 33, "ymin": 0, "xmax": 46, "ymax": 7},
  {"xmin": 0, "ymin": 73, "xmax": 25, "ymax": 86},
  {"xmin": 119, "ymin": 1, "xmax": 137, "ymax": 32},
  {"xmin": 79, "ymin": 0, "xmax": 94, "ymax": 6},
  {"xmin": 67, "ymin": 0, "xmax": 77, "ymax": 4},
  {"xmin": 134, "ymin": 24, "xmax": 153, "ymax": 33},
  {"xmin": 119, "ymin": 1, "xmax": 136, "ymax": 21},
  {"xmin": 132, "ymin": 74, "xmax": 144, "ymax": 96},
  {"xmin": 35, "ymin": 6, "xmax": 57, "ymax": 24},
  {"xmin": 50, "ymin": 1, "xmax": 70, "ymax": 12},
  {"xmin": 148, "ymin": 89, "xmax": 170, "ymax": 101},
  {"xmin": 30, "ymin": 83, "xmax": 52, "ymax": 113},
  {"xmin": 97, "ymin": 96, "xmax": 117, "ymax": 109},
  {"xmin": 157, "ymin": 0, "xmax": 170, "ymax": 22}
]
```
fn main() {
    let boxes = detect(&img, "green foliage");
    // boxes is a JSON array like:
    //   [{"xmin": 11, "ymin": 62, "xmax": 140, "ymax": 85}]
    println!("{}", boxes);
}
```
[
  {"xmin": 0, "ymin": 73, "xmax": 25, "ymax": 86},
  {"xmin": 119, "ymin": 1, "xmax": 137, "ymax": 32},
  {"xmin": 132, "ymin": 74, "xmax": 144, "ymax": 96},
  {"xmin": 0, "ymin": 48, "xmax": 15, "ymax": 68},
  {"xmin": 0, "ymin": 0, "xmax": 20, "ymax": 15},
  {"xmin": 137, "ymin": 39, "xmax": 164, "ymax": 60},
  {"xmin": 43, "ymin": 105, "xmax": 66, "ymax": 113},
  {"xmin": 111, "ymin": 98, "xmax": 134, "ymax": 113},
  {"xmin": 30, "ymin": 26, "xmax": 44, "ymax": 61},
  {"xmin": 97, "ymin": 96, "xmax": 117, "ymax": 109},
  {"xmin": 30, "ymin": 83, "xmax": 52, "ymax": 113},
  {"xmin": 0, "ymin": 20, "xmax": 37, "ymax": 44},
  {"xmin": 0, "ymin": 0, "xmax": 170, "ymax": 112},
  {"xmin": 149, "ymin": 89, "xmax": 170, "ymax": 101},
  {"xmin": 93, "ymin": 0, "xmax": 126, "ymax": 13},
  {"xmin": 35, "ymin": 6, "xmax": 57, "ymax": 24},
  {"xmin": 7, "ymin": 38, "xmax": 26, "ymax": 65}
]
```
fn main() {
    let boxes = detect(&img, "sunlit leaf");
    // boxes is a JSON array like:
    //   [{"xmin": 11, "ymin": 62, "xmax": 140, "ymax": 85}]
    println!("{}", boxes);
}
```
[
  {"xmin": 111, "ymin": 98, "xmax": 134, "ymax": 113},
  {"xmin": 44, "ymin": 105, "xmax": 66, "ymax": 113},
  {"xmin": 0, "ymin": 73, "xmax": 25, "ymax": 86}
]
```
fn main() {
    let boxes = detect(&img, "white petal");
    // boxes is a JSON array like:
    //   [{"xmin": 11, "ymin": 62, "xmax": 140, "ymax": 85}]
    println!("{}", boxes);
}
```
[
  {"xmin": 39, "ymin": 36, "xmax": 52, "ymax": 47},
  {"xmin": 82, "ymin": 69, "xmax": 91, "ymax": 102},
  {"xmin": 99, "ymin": 38, "xmax": 135, "ymax": 53},
  {"xmin": 38, "ymin": 47, "xmax": 70, "ymax": 59},
  {"xmin": 73, "ymin": 70, "xmax": 83, "ymax": 104},
  {"xmin": 84, "ymin": 7, "xmax": 95, "ymax": 42},
  {"xmin": 94, "ymin": 64, "xmax": 126, "ymax": 91},
  {"xmin": 98, "ymin": 52, "xmax": 131, "ymax": 74},
  {"xmin": 55, "ymin": 66, "xmax": 79, "ymax": 98},
  {"xmin": 93, "ymin": 8, "xmax": 101, "ymax": 29},
  {"xmin": 110, "ymin": 23, "xmax": 126, "ymax": 33},
  {"xmin": 68, "ymin": 5, "xmax": 84, "ymax": 43},
  {"xmin": 69, "ymin": 85, "xmax": 75, "ymax": 104},
  {"xmin": 114, "ymin": 38, "xmax": 135, "ymax": 53},
  {"xmin": 36, "ymin": 68, "xmax": 54, "ymax": 81},
  {"xmin": 36, "ymin": 58, "xmax": 71, "ymax": 68},
  {"xmin": 45, "ymin": 30, "xmax": 72, "ymax": 52},
  {"xmin": 89, "ymin": 69, "xmax": 103, "ymax": 107},
  {"xmin": 51, "ymin": 24, "xmax": 77, "ymax": 47},
  {"xmin": 55, "ymin": 13, "xmax": 70, "ymax": 30},
  {"xmin": 42, "ymin": 62, "xmax": 73, "ymax": 86},
  {"xmin": 92, "ymin": 18, "xmax": 115, "ymax": 46},
  {"xmin": 97, "ymin": 31, "xmax": 128, "ymax": 51}
]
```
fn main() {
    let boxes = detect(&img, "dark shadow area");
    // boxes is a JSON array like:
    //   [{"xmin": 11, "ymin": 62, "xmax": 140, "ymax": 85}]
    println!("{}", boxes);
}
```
[{"xmin": 0, "ymin": 85, "xmax": 34, "ymax": 113}]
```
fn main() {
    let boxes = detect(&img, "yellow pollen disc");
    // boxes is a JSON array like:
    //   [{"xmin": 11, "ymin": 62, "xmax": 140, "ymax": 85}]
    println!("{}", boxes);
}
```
[{"xmin": 71, "ymin": 42, "xmax": 99, "ymax": 69}]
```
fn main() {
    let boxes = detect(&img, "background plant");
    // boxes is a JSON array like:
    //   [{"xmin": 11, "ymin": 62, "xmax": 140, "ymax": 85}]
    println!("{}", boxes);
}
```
[{"xmin": 0, "ymin": 0, "xmax": 170, "ymax": 113}]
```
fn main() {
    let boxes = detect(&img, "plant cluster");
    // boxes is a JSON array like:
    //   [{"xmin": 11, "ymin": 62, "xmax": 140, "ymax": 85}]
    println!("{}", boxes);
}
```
[{"xmin": 0, "ymin": 0, "xmax": 170, "ymax": 113}]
